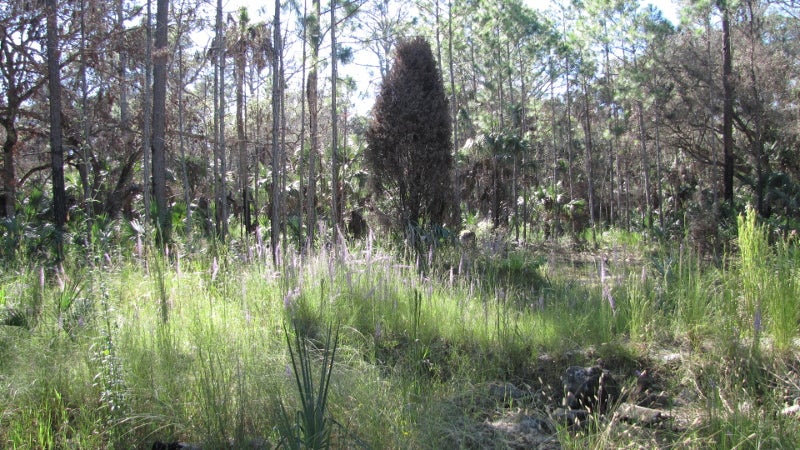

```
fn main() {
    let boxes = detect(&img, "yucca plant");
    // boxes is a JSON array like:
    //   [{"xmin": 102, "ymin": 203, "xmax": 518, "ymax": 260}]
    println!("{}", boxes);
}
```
[{"xmin": 277, "ymin": 319, "xmax": 340, "ymax": 450}]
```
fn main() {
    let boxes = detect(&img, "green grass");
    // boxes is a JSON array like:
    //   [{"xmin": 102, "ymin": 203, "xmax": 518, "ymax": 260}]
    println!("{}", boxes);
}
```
[{"xmin": 0, "ymin": 224, "xmax": 799, "ymax": 448}]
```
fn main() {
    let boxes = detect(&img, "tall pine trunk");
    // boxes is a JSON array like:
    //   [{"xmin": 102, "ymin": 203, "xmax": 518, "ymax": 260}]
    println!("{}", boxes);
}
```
[
  {"xmin": 306, "ymin": 0, "xmax": 321, "ymax": 248},
  {"xmin": 152, "ymin": 0, "xmax": 170, "ymax": 248},
  {"xmin": 79, "ymin": 0, "xmax": 92, "ymax": 245},
  {"xmin": 235, "ymin": 35, "xmax": 251, "ymax": 235},
  {"xmin": 331, "ymin": 0, "xmax": 340, "ymax": 244},
  {"xmin": 143, "ymin": 0, "xmax": 152, "ymax": 233},
  {"xmin": 550, "ymin": 61, "xmax": 560, "ymax": 239},
  {"xmin": 178, "ymin": 41, "xmax": 192, "ymax": 234},
  {"xmin": 581, "ymin": 76, "xmax": 596, "ymax": 244},
  {"xmin": 297, "ymin": 0, "xmax": 308, "ymax": 248},
  {"xmin": 271, "ymin": 0, "xmax": 282, "ymax": 264},
  {"xmin": 720, "ymin": 1, "xmax": 735, "ymax": 206},
  {"xmin": 1, "ymin": 113, "xmax": 17, "ymax": 218},
  {"xmin": 214, "ymin": 0, "xmax": 228, "ymax": 239},
  {"xmin": 448, "ymin": 1, "xmax": 457, "ymax": 159},
  {"xmin": 46, "ymin": 0, "xmax": 66, "ymax": 260}
]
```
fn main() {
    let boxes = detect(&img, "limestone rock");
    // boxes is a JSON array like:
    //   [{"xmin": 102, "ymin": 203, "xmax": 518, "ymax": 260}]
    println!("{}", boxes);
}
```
[
  {"xmin": 562, "ymin": 366, "xmax": 619, "ymax": 413},
  {"xmin": 614, "ymin": 403, "xmax": 670, "ymax": 427}
]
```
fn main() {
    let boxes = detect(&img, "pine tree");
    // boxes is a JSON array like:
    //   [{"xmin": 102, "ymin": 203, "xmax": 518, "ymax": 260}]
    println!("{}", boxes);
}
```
[
  {"xmin": 46, "ymin": 0, "xmax": 66, "ymax": 259},
  {"xmin": 152, "ymin": 0, "xmax": 170, "ymax": 248},
  {"xmin": 366, "ymin": 37, "xmax": 457, "ymax": 236}
]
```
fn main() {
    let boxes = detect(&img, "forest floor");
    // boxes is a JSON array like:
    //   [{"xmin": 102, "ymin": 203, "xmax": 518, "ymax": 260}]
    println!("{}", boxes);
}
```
[
  {"xmin": 428, "ymin": 332, "xmax": 800, "ymax": 449},
  {"xmin": 394, "ymin": 238, "xmax": 800, "ymax": 449}
]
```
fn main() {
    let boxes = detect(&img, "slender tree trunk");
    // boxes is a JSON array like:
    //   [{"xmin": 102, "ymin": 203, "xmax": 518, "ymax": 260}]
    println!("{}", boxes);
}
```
[
  {"xmin": 434, "ymin": 0, "xmax": 442, "ymax": 76},
  {"xmin": 720, "ymin": 1, "xmax": 735, "ymax": 205},
  {"xmin": 613, "ymin": 118, "xmax": 620, "ymax": 227},
  {"xmin": 219, "ymin": 9, "xmax": 229, "ymax": 240},
  {"xmin": 564, "ymin": 54, "xmax": 575, "ymax": 199},
  {"xmin": 79, "ymin": 0, "xmax": 92, "ymax": 245},
  {"xmin": 213, "ymin": 68, "xmax": 221, "ymax": 236},
  {"xmin": 117, "ymin": 0, "xmax": 129, "ymax": 134},
  {"xmin": 331, "ymin": 0, "xmax": 340, "ymax": 245},
  {"xmin": 550, "ymin": 61, "xmax": 560, "ymax": 239},
  {"xmin": 448, "ymin": 1, "xmax": 457, "ymax": 157},
  {"xmin": 214, "ymin": 0, "xmax": 228, "ymax": 240},
  {"xmin": 116, "ymin": 0, "xmax": 131, "ymax": 215},
  {"xmin": 497, "ymin": 67, "xmax": 505, "ymax": 130},
  {"xmin": 143, "ymin": 0, "xmax": 152, "ymax": 233},
  {"xmin": 1, "ymin": 114, "xmax": 17, "ymax": 218},
  {"xmin": 618, "ymin": 142, "xmax": 625, "ymax": 228},
  {"xmin": 252, "ymin": 82, "xmax": 262, "ymax": 234},
  {"xmin": 654, "ymin": 98, "xmax": 664, "ymax": 231},
  {"xmin": 236, "ymin": 39, "xmax": 251, "ymax": 235},
  {"xmin": 341, "ymin": 105, "xmax": 349, "ymax": 223},
  {"xmin": 581, "ymin": 76, "xmax": 597, "ymax": 243},
  {"xmin": 447, "ymin": 0, "xmax": 460, "ymax": 234},
  {"xmin": 306, "ymin": 0, "xmax": 321, "ymax": 248},
  {"xmin": 152, "ymin": 0, "xmax": 170, "ymax": 248},
  {"xmin": 745, "ymin": 0, "xmax": 769, "ymax": 217},
  {"xmin": 298, "ymin": 0, "xmax": 308, "ymax": 248},
  {"xmin": 178, "ymin": 39, "xmax": 192, "ymax": 234},
  {"xmin": 213, "ymin": 5, "xmax": 221, "ymax": 237},
  {"xmin": 46, "ymin": 0, "xmax": 66, "ymax": 260},
  {"xmin": 0, "ymin": 28, "xmax": 22, "ymax": 218},
  {"xmin": 704, "ymin": 14, "xmax": 719, "ymax": 209},
  {"xmin": 513, "ymin": 153, "xmax": 518, "ymax": 240},
  {"xmin": 271, "ymin": 0, "xmax": 282, "ymax": 264},
  {"xmin": 637, "ymin": 100, "xmax": 652, "ymax": 228},
  {"xmin": 604, "ymin": 27, "xmax": 618, "ymax": 228},
  {"xmin": 279, "ymin": 34, "xmax": 288, "ymax": 257},
  {"xmin": 514, "ymin": 53, "xmax": 525, "ymax": 242},
  {"xmin": 469, "ymin": 35, "xmax": 477, "ymax": 101}
]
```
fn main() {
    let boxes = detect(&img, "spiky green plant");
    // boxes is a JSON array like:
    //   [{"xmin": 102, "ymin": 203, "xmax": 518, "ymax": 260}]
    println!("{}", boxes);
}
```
[{"xmin": 276, "ymin": 319, "xmax": 340, "ymax": 450}]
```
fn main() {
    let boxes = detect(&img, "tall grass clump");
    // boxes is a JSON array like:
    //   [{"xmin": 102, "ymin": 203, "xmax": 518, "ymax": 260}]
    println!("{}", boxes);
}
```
[
  {"xmin": 737, "ymin": 206, "xmax": 798, "ymax": 351},
  {"xmin": 619, "ymin": 268, "xmax": 653, "ymax": 341},
  {"xmin": 1, "ymin": 264, "xmax": 110, "ymax": 448},
  {"xmin": 738, "ymin": 206, "xmax": 769, "ymax": 347},
  {"xmin": 675, "ymin": 251, "xmax": 718, "ymax": 335},
  {"xmin": 690, "ymin": 351, "xmax": 800, "ymax": 449},
  {"xmin": 91, "ymin": 289, "xmax": 128, "ymax": 446},
  {"xmin": 771, "ymin": 240, "xmax": 800, "ymax": 351},
  {"xmin": 650, "ymin": 242, "xmax": 732, "ymax": 343}
]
